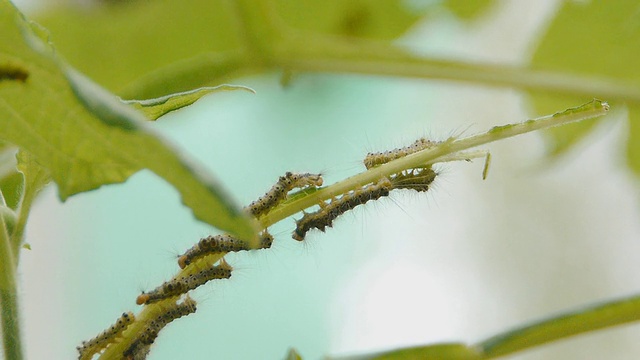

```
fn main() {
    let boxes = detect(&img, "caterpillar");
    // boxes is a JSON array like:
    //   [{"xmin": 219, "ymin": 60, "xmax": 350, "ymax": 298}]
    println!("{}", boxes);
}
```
[
  {"xmin": 136, "ymin": 259, "xmax": 232, "ymax": 305},
  {"xmin": 363, "ymin": 138, "xmax": 439, "ymax": 169},
  {"xmin": 246, "ymin": 172, "xmax": 323, "ymax": 218},
  {"xmin": 292, "ymin": 178, "xmax": 393, "ymax": 241},
  {"xmin": 124, "ymin": 297, "xmax": 197, "ymax": 360},
  {"xmin": 389, "ymin": 167, "xmax": 437, "ymax": 193},
  {"xmin": 77, "ymin": 312, "xmax": 135, "ymax": 360},
  {"xmin": 178, "ymin": 231, "xmax": 273, "ymax": 269}
]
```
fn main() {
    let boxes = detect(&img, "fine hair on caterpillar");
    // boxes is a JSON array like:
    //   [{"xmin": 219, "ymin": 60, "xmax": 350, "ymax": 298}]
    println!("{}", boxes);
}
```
[
  {"xmin": 77, "ymin": 312, "xmax": 135, "ymax": 360},
  {"xmin": 136, "ymin": 259, "xmax": 233, "ymax": 305},
  {"xmin": 292, "ymin": 167, "xmax": 439, "ymax": 241},
  {"xmin": 363, "ymin": 137, "xmax": 440, "ymax": 169},
  {"xmin": 178, "ymin": 231, "xmax": 273, "ymax": 269},
  {"xmin": 293, "ymin": 178, "xmax": 393, "ymax": 241},
  {"xmin": 389, "ymin": 167, "xmax": 438, "ymax": 193},
  {"xmin": 124, "ymin": 296, "xmax": 197, "ymax": 360},
  {"xmin": 246, "ymin": 172, "xmax": 324, "ymax": 218}
]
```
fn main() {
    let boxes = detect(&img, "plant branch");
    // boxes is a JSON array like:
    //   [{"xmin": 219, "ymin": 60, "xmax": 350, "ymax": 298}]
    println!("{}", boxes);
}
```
[
  {"xmin": 274, "ymin": 40, "xmax": 640, "ymax": 103},
  {"xmin": 259, "ymin": 99, "xmax": 609, "ymax": 228},
  {"xmin": 100, "ymin": 100, "xmax": 608, "ymax": 359}
]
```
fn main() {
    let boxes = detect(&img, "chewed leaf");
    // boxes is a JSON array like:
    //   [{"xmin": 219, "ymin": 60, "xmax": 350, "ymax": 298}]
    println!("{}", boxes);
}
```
[
  {"xmin": 0, "ymin": 1, "xmax": 258, "ymax": 240},
  {"xmin": 123, "ymin": 85, "xmax": 255, "ymax": 121}
]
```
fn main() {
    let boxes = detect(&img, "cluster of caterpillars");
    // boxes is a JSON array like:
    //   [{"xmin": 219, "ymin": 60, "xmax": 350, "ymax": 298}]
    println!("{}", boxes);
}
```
[
  {"xmin": 293, "ymin": 142, "xmax": 438, "ymax": 241},
  {"xmin": 78, "ymin": 138, "xmax": 439, "ymax": 359}
]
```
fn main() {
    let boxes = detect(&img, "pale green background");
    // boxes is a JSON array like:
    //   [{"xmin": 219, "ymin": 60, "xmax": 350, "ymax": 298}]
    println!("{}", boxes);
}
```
[{"xmin": 13, "ymin": 1, "xmax": 640, "ymax": 360}]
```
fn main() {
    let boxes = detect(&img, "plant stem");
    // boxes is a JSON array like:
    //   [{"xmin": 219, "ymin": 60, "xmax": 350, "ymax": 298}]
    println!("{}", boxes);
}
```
[
  {"xmin": 259, "ymin": 99, "xmax": 609, "ymax": 228},
  {"xmin": 277, "ymin": 44, "xmax": 640, "ymax": 102},
  {"xmin": 0, "ymin": 199, "xmax": 22, "ymax": 360}
]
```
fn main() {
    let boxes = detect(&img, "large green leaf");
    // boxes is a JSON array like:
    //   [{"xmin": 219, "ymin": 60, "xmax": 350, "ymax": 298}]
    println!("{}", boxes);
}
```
[
  {"xmin": 34, "ymin": 0, "xmax": 245, "ymax": 98},
  {"xmin": 272, "ymin": 0, "xmax": 423, "ymax": 40},
  {"xmin": 530, "ymin": 1, "xmax": 640, "ymax": 172},
  {"xmin": 443, "ymin": 0, "xmax": 495, "ymax": 20},
  {"xmin": 0, "ymin": 0, "xmax": 257, "ymax": 240},
  {"xmin": 33, "ymin": 0, "xmax": 432, "ymax": 99}
]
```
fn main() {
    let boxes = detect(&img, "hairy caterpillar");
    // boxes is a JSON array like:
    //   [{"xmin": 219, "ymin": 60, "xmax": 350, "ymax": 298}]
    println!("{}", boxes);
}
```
[
  {"xmin": 363, "ymin": 138, "xmax": 439, "ymax": 169},
  {"xmin": 77, "ymin": 312, "xmax": 135, "ymax": 360},
  {"xmin": 178, "ymin": 231, "xmax": 273, "ymax": 269},
  {"xmin": 136, "ymin": 259, "xmax": 232, "ymax": 305},
  {"xmin": 124, "ymin": 297, "xmax": 197, "ymax": 360},
  {"xmin": 246, "ymin": 172, "xmax": 323, "ymax": 218},
  {"xmin": 292, "ymin": 178, "xmax": 393, "ymax": 241},
  {"xmin": 389, "ymin": 167, "xmax": 437, "ymax": 192}
]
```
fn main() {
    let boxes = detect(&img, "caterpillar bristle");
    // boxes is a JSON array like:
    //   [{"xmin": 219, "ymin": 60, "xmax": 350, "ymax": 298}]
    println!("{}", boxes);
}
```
[
  {"xmin": 77, "ymin": 312, "xmax": 135, "ymax": 360},
  {"xmin": 363, "ymin": 138, "xmax": 439, "ymax": 169},
  {"xmin": 246, "ymin": 172, "xmax": 324, "ymax": 218},
  {"xmin": 178, "ymin": 231, "xmax": 273, "ymax": 269}
]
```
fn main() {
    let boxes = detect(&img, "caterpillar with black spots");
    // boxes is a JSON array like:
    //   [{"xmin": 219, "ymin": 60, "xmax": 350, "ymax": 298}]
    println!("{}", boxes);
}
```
[
  {"xmin": 77, "ymin": 312, "xmax": 135, "ymax": 360},
  {"xmin": 246, "ymin": 172, "xmax": 323, "ymax": 218},
  {"xmin": 136, "ymin": 259, "xmax": 232, "ymax": 305},
  {"xmin": 363, "ymin": 138, "xmax": 439, "ymax": 169},
  {"xmin": 292, "ymin": 167, "xmax": 438, "ymax": 241},
  {"xmin": 389, "ymin": 167, "xmax": 437, "ymax": 193},
  {"xmin": 292, "ymin": 178, "xmax": 393, "ymax": 241},
  {"xmin": 124, "ymin": 296, "xmax": 197, "ymax": 360},
  {"xmin": 178, "ymin": 231, "xmax": 273, "ymax": 269}
]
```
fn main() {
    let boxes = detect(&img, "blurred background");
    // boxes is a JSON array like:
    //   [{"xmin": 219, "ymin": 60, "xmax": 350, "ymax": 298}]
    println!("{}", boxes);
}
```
[{"xmin": 10, "ymin": 0, "xmax": 640, "ymax": 359}]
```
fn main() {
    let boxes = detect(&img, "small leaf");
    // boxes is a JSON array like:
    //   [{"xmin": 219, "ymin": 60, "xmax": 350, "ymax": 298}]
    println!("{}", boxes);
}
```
[
  {"xmin": 123, "ymin": 85, "xmax": 254, "ymax": 121},
  {"xmin": 0, "ymin": 1, "xmax": 258, "ymax": 240}
]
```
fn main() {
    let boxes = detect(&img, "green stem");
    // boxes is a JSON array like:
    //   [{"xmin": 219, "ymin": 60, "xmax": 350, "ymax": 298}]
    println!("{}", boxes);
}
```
[
  {"xmin": 0, "ymin": 202, "xmax": 22, "ymax": 360},
  {"xmin": 259, "ymin": 99, "xmax": 609, "ymax": 228},
  {"xmin": 478, "ymin": 293, "xmax": 640, "ymax": 359},
  {"xmin": 277, "ymin": 43, "xmax": 640, "ymax": 102},
  {"xmin": 13, "ymin": 152, "xmax": 50, "ymax": 260}
]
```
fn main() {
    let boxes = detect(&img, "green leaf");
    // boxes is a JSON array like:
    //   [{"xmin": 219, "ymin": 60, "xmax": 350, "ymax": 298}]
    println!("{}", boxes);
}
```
[
  {"xmin": 35, "ymin": 0, "xmax": 245, "ymax": 98},
  {"xmin": 332, "ymin": 343, "xmax": 481, "ymax": 360},
  {"xmin": 34, "ymin": 0, "xmax": 430, "ymax": 99},
  {"xmin": 529, "ymin": 1, "xmax": 640, "ymax": 171},
  {"xmin": 0, "ymin": 1, "xmax": 258, "ymax": 240},
  {"xmin": 478, "ymin": 293, "xmax": 640, "ymax": 358},
  {"xmin": 123, "ymin": 85, "xmax": 254, "ymax": 121},
  {"xmin": 273, "ymin": 0, "xmax": 424, "ymax": 40},
  {"xmin": 443, "ymin": 0, "xmax": 495, "ymax": 20}
]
